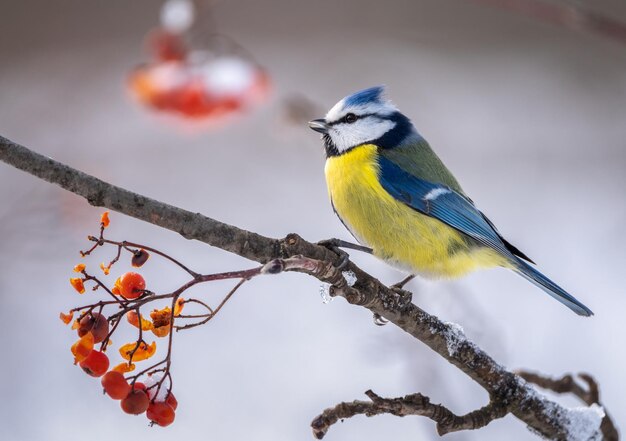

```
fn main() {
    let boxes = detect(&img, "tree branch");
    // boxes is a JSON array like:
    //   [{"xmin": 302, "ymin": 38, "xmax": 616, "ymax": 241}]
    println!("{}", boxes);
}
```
[
  {"xmin": 311, "ymin": 389, "xmax": 508, "ymax": 438},
  {"xmin": 0, "ymin": 135, "xmax": 616, "ymax": 440}
]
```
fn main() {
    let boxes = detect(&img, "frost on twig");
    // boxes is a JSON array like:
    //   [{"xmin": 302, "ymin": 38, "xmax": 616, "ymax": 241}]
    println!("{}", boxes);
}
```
[{"xmin": 319, "ymin": 270, "xmax": 357, "ymax": 304}]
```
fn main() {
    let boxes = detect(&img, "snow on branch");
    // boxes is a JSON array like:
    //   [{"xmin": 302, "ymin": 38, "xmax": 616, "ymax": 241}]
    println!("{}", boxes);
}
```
[
  {"xmin": 519, "ymin": 371, "xmax": 618, "ymax": 440},
  {"xmin": 0, "ymin": 135, "xmax": 618, "ymax": 439}
]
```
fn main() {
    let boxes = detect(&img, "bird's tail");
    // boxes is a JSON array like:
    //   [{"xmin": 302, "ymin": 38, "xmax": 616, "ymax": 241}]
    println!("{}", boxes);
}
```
[{"xmin": 513, "ymin": 260, "xmax": 593, "ymax": 316}]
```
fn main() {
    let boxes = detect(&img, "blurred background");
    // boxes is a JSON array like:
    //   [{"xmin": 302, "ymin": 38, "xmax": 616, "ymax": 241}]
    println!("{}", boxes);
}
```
[{"xmin": 1, "ymin": 0, "xmax": 625, "ymax": 440}]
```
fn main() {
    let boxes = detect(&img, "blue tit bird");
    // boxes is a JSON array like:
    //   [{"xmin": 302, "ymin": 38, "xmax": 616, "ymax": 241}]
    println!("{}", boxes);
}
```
[{"xmin": 308, "ymin": 86, "xmax": 592, "ymax": 316}]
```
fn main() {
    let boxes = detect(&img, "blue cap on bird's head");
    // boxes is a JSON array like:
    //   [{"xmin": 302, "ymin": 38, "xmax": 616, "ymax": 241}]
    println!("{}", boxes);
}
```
[
  {"xmin": 325, "ymin": 85, "xmax": 396, "ymax": 122},
  {"xmin": 308, "ymin": 85, "xmax": 417, "ymax": 156},
  {"xmin": 343, "ymin": 85, "xmax": 386, "ymax": 107}
]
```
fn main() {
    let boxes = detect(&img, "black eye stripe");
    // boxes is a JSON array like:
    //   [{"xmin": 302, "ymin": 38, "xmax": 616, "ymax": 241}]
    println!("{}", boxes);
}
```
[{"xmin": 328, "ymin": 113, "xmax": 377, "ymax": 126}]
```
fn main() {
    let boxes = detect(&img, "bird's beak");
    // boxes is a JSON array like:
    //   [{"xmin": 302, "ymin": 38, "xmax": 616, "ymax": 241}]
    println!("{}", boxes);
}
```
[{"xmin": 308, "ymin": 119, "xmax": 329, "ymax": 134}]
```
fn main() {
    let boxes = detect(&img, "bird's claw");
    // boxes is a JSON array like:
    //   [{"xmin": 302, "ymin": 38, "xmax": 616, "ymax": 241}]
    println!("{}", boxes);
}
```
[
  {"xmin": 317, "ymin": 238, "xmax": 350, "ymax": 270},
  {"xmin": 373, "ymin": 313, "xmax": 388, "ymax": 326}
]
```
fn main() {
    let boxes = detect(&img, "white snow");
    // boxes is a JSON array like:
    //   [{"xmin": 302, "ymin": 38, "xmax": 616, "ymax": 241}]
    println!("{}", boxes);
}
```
[
  {"xmin": 429, "ymin": 321, "xmax": 467, "ymax": 356},
  {"xmin": 319, "ymin": 271, "xmax": 356, "ymax": 303},
  {"xmin": 342, "ymin": 270, "xmax": 357, "ymax": 287},
  {"xmin": 144, "ymin": 374, "xmax": 170, "ymax": 402},
  {"xmin": 522, "ymin": 378, "xmax": 605, "ymax": 441},
  {"xmin": 319, "ymin": 284, "xmax": 333, "ymax": 304},
  {"xmin": 201, "ymin": 57, "xmax": 256, "ymax": 95},
  {"xmin": 160, "ymin": 0, "xmax": 195, "ymax": 33},
  {"xmin": 562, "ymin": 404, "xmax": 605, "ymax": 441}
]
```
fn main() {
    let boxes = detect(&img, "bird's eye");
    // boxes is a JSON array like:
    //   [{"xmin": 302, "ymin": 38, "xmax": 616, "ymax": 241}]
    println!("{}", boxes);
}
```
[{"xmin": 345, "ymin": 113, "xmax": 357, "ymax": 124}]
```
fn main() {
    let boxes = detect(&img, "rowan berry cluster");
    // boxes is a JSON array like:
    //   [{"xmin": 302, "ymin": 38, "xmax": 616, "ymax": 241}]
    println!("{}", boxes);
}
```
[
  {"xmin": 128, "ymin": 18, "xmax": 269, "ymax": 120},
  {"xmin": 61, "ymin": 212, "xmax": 263, "ymax": 427}
]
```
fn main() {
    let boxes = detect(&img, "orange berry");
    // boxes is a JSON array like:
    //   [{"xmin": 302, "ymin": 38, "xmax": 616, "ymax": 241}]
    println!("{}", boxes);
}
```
[
  {"xmin": 152, "ymin": 325, "xmax": 170, "ymax": 338},
  {"xmin": 101, "ymin": 371, "xmax": 131, "ymax": 400},
  {"xmin": 77, "ymin": 312, "xmax": 109, "ymax": 343},
  {"xmin": 150, "ymin": 307, "xmax": 171, "ymax": 328},
  {"xmin": 118, "ymin": 272, "xmax": 146, "ymax": 299},
  {"xmin": 147, "ymin": 402, "xmax": 176, "ymax": 427},
  {"xmin": 99, "ymin": 262, "xmax": 111, "ymax": 275},
  {"xmin": 150, "ymin": 307, "xmax": 171, "ymax": 337},
  {"xmin": 112, "ymin": 362, "xmax": 136, "ymax": 374},
  {"xmin": 121, "ymin": 389, "xmax": 150, "ymax": 415},
  {"xmin": 71, "ymin": 333, "xmax": 94, "ymax": 363},
  {"xmin": 174, "ymin": 298, "xmax": 184, "ymax": 316},
  {"xmin": 101, "ymin": 211, "xmax": 110, "ymax": 228},
  {"xmin": 70, "ymin": 277, "xmax": 85, "ymax": 294},
  {"xmin": 119, "ymin": 341, "xmax": 157, "ymax": 362},
  {"xmin": 126, "ymin": 311, "xmax": 153, "ymax": 331},
  {"xmin": 112, "ymin": 277, "xmax": 122, "ymax": 295},
  {"xmin": 73, "ymin": 264, "xmax": 86, "ymax": 273},
  {"xmin": 59, "ymin": 311, "xmax": 74, "ymax": 325}
]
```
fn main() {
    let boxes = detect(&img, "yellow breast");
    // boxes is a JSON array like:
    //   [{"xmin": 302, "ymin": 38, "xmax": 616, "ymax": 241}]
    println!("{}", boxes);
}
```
[{"xmin": 324, "ymin": 144, "xmax": 505, "ymax": 278}]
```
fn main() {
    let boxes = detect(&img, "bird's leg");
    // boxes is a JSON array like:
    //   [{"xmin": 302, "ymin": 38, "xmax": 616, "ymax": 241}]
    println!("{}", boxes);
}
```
[
  {"xmin": 387, "ymin": 275, "xmax": 414, "ymax": 314},
  {"xmin": 390, "ymin": 274, "xmax": 415, "ymax": 290},
  {"xmin": 317, "ymin": 238, "xmax": 373, "ymax": 270},
  {"xmin": 318, "ymin": 238, "xmax": 373, "ymax": 254}
]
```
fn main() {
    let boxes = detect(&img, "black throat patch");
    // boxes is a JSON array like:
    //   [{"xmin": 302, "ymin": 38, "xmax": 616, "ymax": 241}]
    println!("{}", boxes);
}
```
[{"xmin": 323, "ymin": 133, "xmax": 340, "ymax": 157}]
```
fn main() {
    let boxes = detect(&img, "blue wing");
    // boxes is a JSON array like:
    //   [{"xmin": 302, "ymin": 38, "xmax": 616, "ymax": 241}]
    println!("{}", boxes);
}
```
[
  {"xmin": 377, "ymin": 156, "xmax": 513, "ymax": 258},
  {"xmin": 377, "ymin": 155, "xmax": 593, "ymax": 316}
]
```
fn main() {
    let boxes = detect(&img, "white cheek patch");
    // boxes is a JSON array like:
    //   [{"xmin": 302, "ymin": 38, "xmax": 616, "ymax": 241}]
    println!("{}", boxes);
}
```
[{"xmin": 330, "ymin": 118, "xmax": 396, "ymax": 153}]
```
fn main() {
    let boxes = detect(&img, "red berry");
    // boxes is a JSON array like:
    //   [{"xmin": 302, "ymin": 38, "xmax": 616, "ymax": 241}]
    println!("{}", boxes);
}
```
[
  {"xmin": 101, "ymin": 371, "xmax": 131, "ymax": 400},
  {"xmin": 147, "ymin": 402, "xmax": 176, "ymax": 427},
  {"xmin": 132, "ymin": 382, "xmax": 146, "ymax": 391},
  {"xmin": 119, "ymin": 272, "xmax": 146, "ymax": 299},
  {"xmin": 131, "ymin": 249, "xmax": 150, "ymax": 268},
  {"xmin": 77, "ymin": 312, "xmax": 109, "ymax": 343},
  {"xmin": 79, "ymin": 350, "xmax": 109, "ymax": 377},
  {"xmin": 165, "ymin": 392, "xmax": 178, "ymax": 411},
  {"xmin": 121, "ymin": 389, "xmax": 150, "ymax": 415}
]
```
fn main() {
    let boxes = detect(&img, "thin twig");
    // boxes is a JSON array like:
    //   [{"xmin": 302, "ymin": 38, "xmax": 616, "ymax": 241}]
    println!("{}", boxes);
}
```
[
  {"xmin": 175, "ymin": 278, "xmax": 246, "ymax": 331},
  {"xmin": 311, "ymin": 389, "xmax": 508, "ymax": 439}
]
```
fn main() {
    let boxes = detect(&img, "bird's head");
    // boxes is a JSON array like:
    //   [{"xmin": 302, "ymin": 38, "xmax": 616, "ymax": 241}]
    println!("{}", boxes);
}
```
[{"xmin": 308, "ymin": 86, "xmax": 418, "ymax": 157}]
